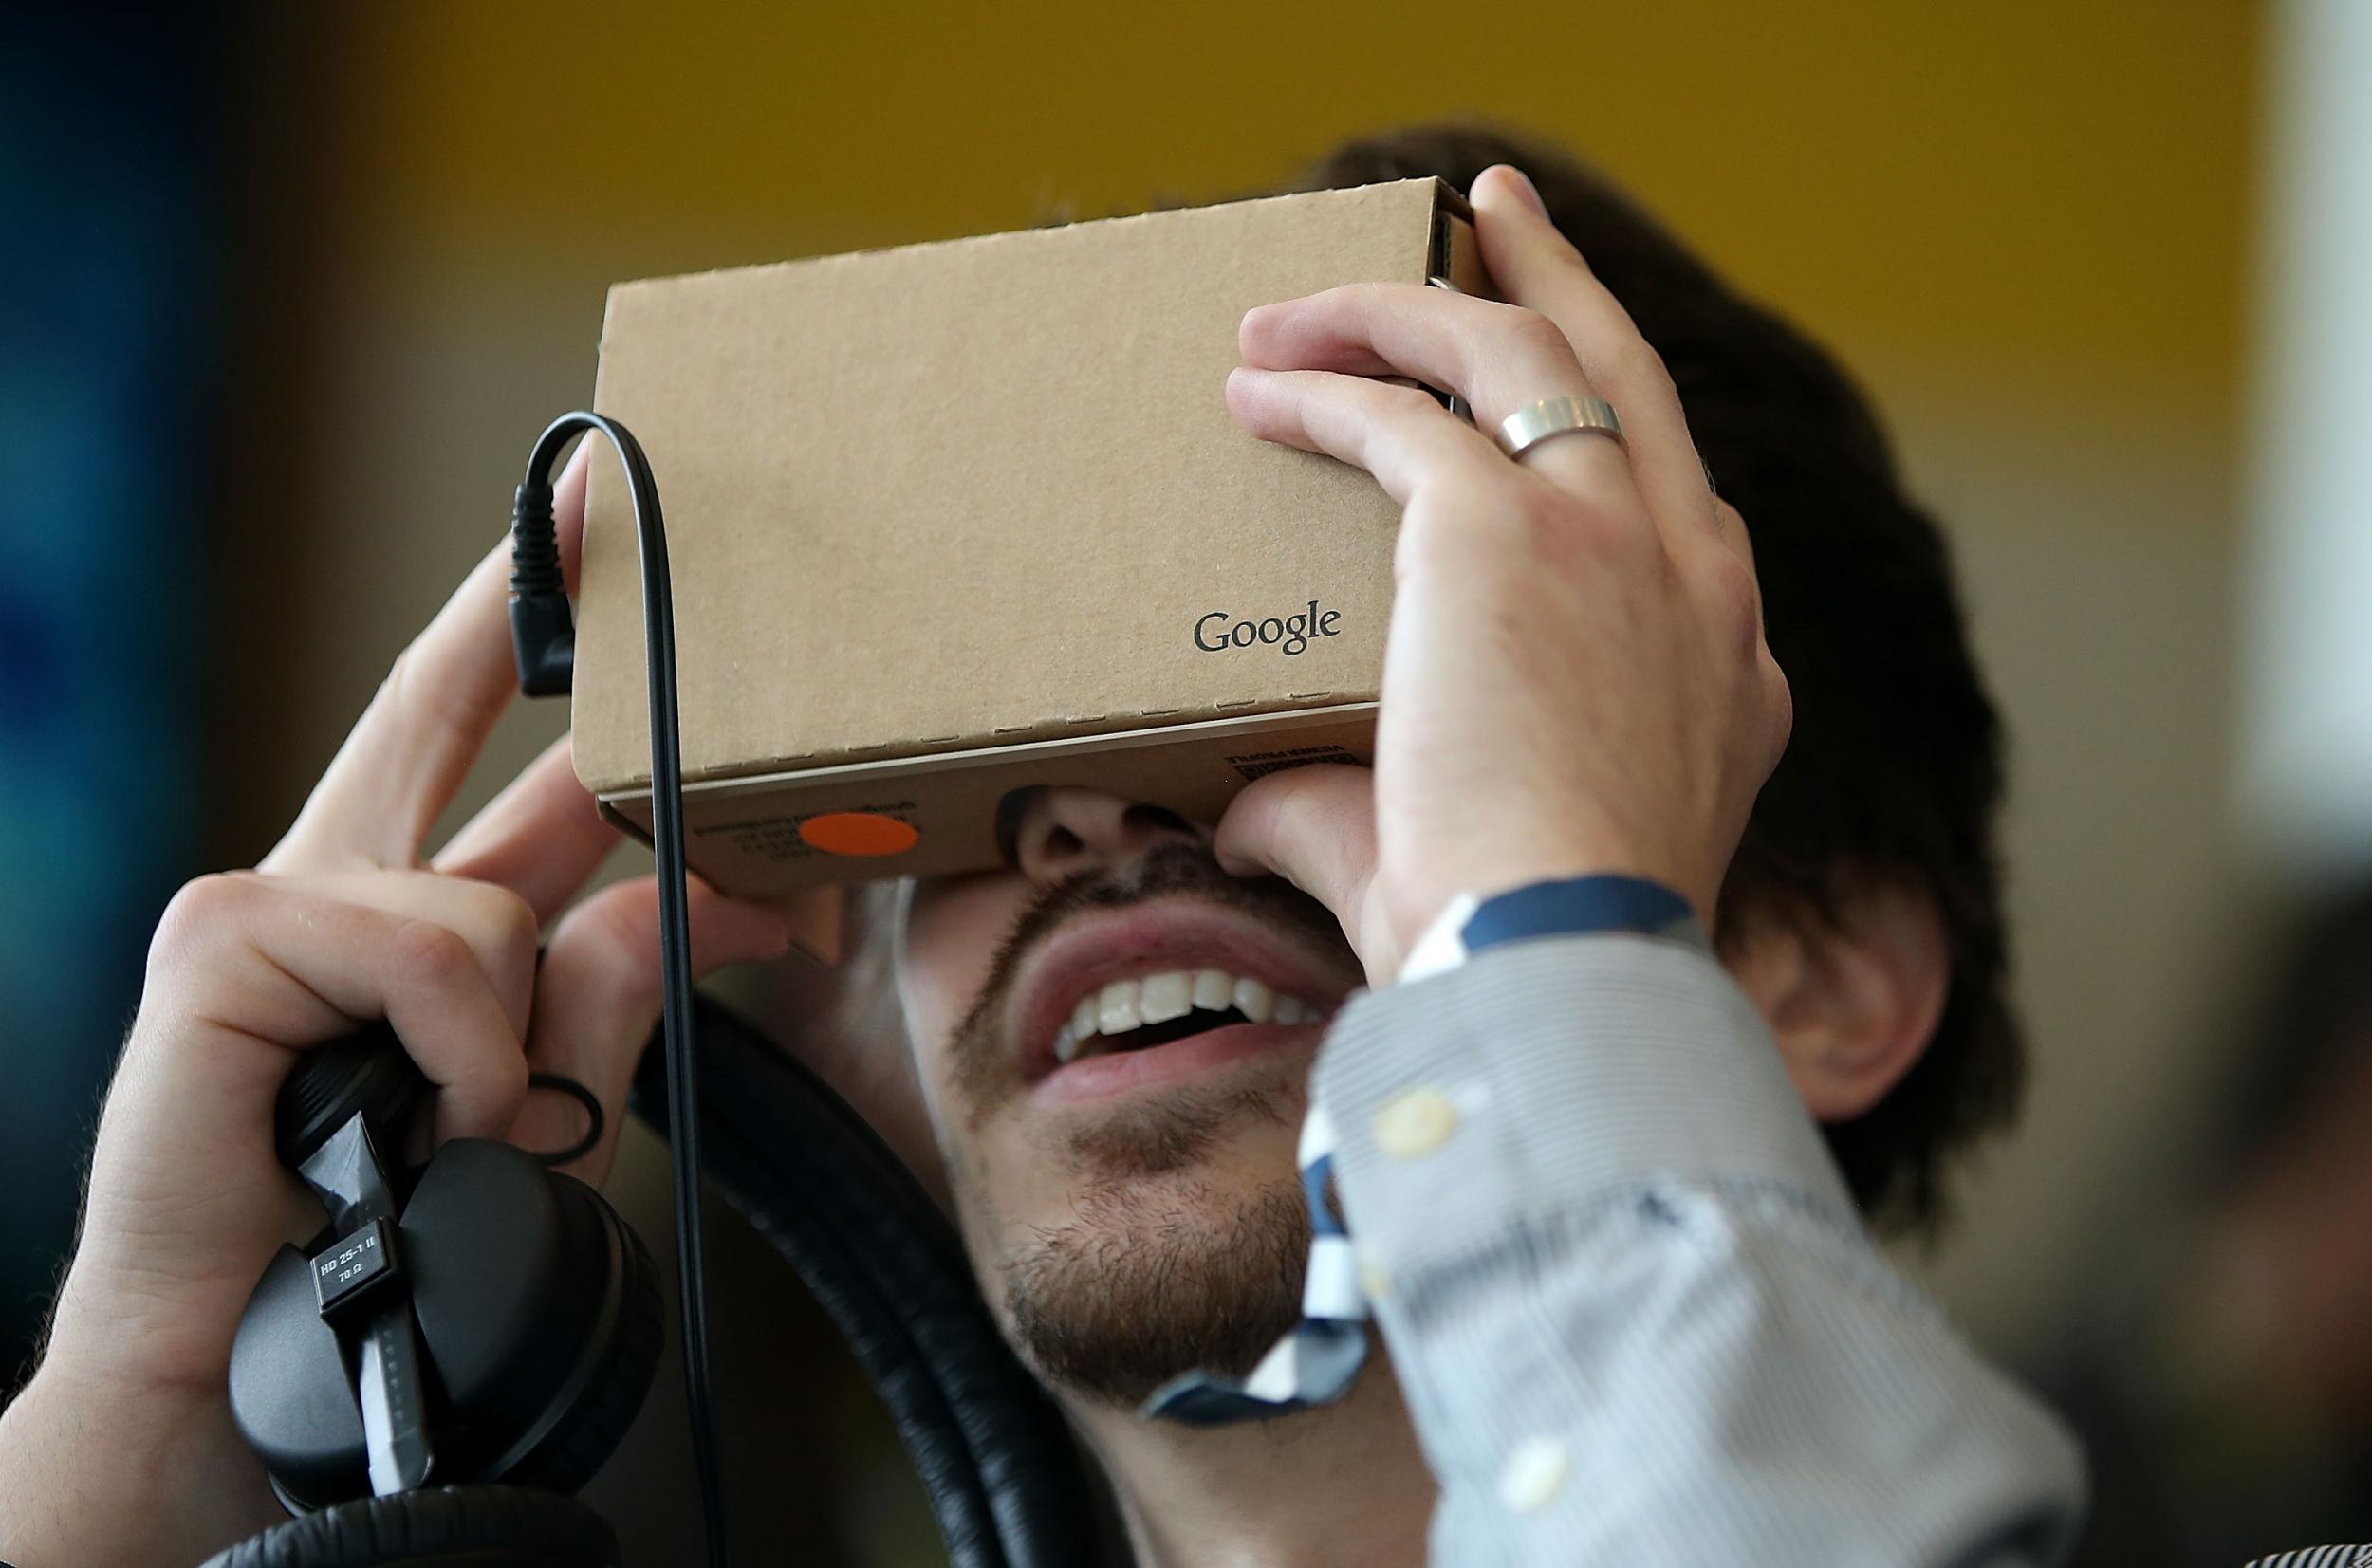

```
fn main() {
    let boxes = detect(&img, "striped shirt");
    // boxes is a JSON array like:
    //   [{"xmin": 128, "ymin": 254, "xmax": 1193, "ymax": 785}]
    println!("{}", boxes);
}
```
[{"xmin": 1306, "ymin": 932, "xmax": 2088, "ymax": 1565}]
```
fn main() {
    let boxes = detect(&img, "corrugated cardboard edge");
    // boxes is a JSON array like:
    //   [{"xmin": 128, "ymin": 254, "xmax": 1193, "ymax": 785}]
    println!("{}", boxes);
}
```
[
  {"xmin": 600, "ymin": 177, "xmax": 1466, "ymax": 321},
  {"xmin": 597, "ymin": 698, "xmax": 1379, "ymax": 817},
  {"xmin": 593, "ymin": 698, "xmax": 1382, "ymax": 894}
]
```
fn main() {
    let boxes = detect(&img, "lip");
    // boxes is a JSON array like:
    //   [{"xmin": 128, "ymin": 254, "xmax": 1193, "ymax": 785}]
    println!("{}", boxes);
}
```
[
  {"xmin": 1006, "ymin": 895, "xmax": 1359, "ymax": 1094},
  {"xmin": 1032, "ymin": 1019, "xmax": 1328, "ymax": 1106}
]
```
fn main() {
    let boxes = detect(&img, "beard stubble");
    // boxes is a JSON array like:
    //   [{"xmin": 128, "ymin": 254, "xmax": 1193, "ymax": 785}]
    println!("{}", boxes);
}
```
[{"xmin": 946, "ymin": 840, "xmax": 1347, "ymax": 1405}]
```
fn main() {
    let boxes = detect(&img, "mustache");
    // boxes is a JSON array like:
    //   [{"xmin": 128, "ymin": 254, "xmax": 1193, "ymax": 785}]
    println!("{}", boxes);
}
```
[{"xmin": 945, "ymin": 839, "xmax": 1351, "ymax": 1113}]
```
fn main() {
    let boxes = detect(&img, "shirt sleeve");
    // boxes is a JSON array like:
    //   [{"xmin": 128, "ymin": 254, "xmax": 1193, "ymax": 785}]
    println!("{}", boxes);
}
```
[{"xmin": 1310, "ymin": 933, "xmax": 2087, "ymax": 1567}]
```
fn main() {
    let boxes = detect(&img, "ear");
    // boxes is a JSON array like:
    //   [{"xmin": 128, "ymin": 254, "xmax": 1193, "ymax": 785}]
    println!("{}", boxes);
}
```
[{"xmin": 1723, "ymin": 876, "xmax": 1952, "ymax": 1122}]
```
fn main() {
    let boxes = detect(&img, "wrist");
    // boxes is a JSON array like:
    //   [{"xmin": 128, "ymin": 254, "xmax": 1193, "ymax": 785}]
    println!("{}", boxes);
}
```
[
  {"xmin": 6, "ymin": 1342, "xmax": 228, "ymax": 1493},
  {"xmin": 2, "ymin": 1356, "xmax": 280, "ymax": 1567}
]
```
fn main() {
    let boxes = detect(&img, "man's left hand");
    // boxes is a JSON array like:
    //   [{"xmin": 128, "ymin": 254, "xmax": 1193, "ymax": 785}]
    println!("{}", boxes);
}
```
[{"xmin": 1213, "ymin": 164, "xmax": 1791, "ymax": 982}]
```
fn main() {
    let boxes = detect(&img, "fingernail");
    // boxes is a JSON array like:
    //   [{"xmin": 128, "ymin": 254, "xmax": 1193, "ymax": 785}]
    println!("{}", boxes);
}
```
[{"xmin": 1502, "ymin": 165, "xmax": 1549, "ymax": 220}]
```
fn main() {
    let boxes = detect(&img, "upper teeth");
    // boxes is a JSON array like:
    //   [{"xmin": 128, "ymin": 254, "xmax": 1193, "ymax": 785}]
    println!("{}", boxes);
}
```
[{"xmin": 1053, "ymin": 969, "xmax": 1321, "ymax": 1064}]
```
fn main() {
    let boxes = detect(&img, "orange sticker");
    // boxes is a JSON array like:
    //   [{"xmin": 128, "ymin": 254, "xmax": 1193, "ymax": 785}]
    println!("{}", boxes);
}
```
[{"xmin": 798, "ymin": 811, "xmax": 920, "ymax": 858}]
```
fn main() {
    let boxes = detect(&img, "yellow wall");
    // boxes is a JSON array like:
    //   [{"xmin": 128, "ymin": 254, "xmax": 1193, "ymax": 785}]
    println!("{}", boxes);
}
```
[{"xmin": 351, "ymin": 0, "xmax": 2256, "ymax": 447}]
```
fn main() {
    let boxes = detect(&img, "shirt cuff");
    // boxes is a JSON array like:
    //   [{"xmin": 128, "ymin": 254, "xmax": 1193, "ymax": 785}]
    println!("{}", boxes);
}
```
[{"xmin": 1399, "ymin": 875, "xmax": 1706, "ymax": 987}]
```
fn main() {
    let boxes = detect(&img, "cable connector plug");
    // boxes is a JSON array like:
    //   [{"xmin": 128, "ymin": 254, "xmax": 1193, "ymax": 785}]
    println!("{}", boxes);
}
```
[{"xmin": 510, "ymin": 479, "xmax": 575, "ymax": 696}]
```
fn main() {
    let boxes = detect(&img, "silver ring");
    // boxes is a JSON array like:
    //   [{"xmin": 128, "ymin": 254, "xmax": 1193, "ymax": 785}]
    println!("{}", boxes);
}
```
[{"xmin": 1494, "ymin": 395, "xmax": 1623, "ymax": 462}]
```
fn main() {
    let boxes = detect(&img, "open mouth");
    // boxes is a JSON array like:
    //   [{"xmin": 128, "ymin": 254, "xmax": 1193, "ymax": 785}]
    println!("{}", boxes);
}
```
[
  {"xmin": 1055, "ymin": 968, "xmax": 1324, "ymax": 1064},
  {"xmin": 1003, "ymin": 895, "xmax": 1359, "ymax": 1102}
]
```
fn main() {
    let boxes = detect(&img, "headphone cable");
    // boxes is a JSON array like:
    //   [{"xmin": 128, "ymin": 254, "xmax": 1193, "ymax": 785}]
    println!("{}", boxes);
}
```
[{"xmin": 510, "ymin": 412, "xmax": 731, "ymax": 1568}]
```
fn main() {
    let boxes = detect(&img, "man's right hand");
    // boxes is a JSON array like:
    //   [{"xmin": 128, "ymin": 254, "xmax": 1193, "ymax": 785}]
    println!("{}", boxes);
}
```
[{"xmin": 0, "ymin": 445, "xmax": 793, "ymax": 1568}]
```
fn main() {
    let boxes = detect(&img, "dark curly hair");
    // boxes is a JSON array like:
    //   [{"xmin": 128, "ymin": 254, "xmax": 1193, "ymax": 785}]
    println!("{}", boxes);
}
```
[{"xmin": 1286, "ymin": 123, "xmax": 2023, "ymax": 1233}]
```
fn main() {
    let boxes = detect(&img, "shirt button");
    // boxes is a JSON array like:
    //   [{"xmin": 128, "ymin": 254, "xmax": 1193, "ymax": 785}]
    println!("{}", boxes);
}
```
[
  {"xmin": 1372, "ymin": 1086, "xmax": 1458, "ymax": 1158},
  {"xmin": 1496, "ymin": 1436, "xmax": 1571, "ymax": 1514}
]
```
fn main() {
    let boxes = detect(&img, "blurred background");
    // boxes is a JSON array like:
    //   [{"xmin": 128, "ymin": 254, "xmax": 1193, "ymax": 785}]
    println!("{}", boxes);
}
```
[{"xmin": 6, "ymin": 0, "xmax": 2369, "ymax": 1562}]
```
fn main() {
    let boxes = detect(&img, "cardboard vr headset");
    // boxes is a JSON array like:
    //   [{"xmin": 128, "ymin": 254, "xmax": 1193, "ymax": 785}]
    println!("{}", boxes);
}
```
[{"xmin": 572, "ymin": 177, "xmax": 1485, "ymax": 896}]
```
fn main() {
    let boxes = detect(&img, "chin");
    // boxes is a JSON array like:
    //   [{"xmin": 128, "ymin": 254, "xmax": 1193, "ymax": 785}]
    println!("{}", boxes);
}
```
[
  {"xmin": 989, "ymin": 1146, "xmax": 1315, "ymax": 1407},
  {"xmin": 949, "ymin": 1086, "xmax": 1315, "ymax": 1404}
]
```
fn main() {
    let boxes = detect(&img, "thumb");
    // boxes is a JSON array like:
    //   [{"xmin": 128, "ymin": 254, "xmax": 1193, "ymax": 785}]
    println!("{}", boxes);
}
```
[
  {"xmin": 1214, "ymin": 765, "xmax": 1398, "ymax": 980},
  {"xmin": 553, "ymin": 434, "xmax": 594, "ymax": 595},
  {"xmin": 515, "ymin": 875, "xmax": 791, "ymax": 1179}
]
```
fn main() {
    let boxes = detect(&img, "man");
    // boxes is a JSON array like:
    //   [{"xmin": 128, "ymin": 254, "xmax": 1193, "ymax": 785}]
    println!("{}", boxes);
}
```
[{"xmin": 0, "ymin": 126, "xmax": 2084, "ymax": 1565}]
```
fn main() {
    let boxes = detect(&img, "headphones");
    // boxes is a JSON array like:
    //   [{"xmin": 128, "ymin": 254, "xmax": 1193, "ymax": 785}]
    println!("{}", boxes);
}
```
[
  {"xmin": 205, "ymin": 999, "xmax": 1103, "ymax": 1568},
  {"xmin": 196, "ymin": 414, "xmax": 1102, "ymax": 1568},
  {"xmin": 207, "ymin": 1025, "xmax": 659, "ymax": 1567}
]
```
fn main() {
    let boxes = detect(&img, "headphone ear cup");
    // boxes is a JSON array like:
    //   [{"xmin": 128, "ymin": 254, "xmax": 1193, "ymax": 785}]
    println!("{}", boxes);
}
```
[
  {"xmin": 195, "ymin": 1485, "xmax": 620, "ymax": 1568},
  {"xmin": 398, "ymin": 1142, "xmax": 663, "ymax": 1490},
  {"xmin": 229, "ymin": 1142, "xmax": 665, "ymax": 1508},
  {"xmin": 501, "ymin": 1179, "xmax": 663, "ymax": 1496}
]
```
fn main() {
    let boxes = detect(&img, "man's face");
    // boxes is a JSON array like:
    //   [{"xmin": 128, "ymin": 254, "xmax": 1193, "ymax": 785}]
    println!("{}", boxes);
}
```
[{"xmin": 896, "ymin": 787, "xmax": 1364, "ymax": 1406}]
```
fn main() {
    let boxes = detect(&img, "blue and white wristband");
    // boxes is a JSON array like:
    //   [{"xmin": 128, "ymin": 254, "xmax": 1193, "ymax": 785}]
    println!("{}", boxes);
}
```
[{"xmin": 1400, "ymin": 873, "xmax": 1708, "ymax": 985}]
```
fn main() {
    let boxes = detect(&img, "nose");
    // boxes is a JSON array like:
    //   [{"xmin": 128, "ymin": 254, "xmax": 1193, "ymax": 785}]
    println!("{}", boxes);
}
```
[{"xmin": 1005, "ymin": 786, "xmax": 1206, "ymax": 886}]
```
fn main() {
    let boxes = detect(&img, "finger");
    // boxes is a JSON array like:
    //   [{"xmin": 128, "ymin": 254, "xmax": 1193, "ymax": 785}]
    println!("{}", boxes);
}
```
[
  {"xmin": 1241, "ymin": 282, "xmax": 1579, "ymax": 421},
  {"xmin": 1239, "ymin": 281, "xmax": 1635, "ymax": 506},
  {"xmin": 269, "ymin": 868, "xmax": 542, "ymax": 1042},
  {"xmin": 1214, "ymin": 763, "xmax": 1377, "ymax": 901},
  {"xmin": 1710, "ymin": 497, "xmax": 1751, "ymax": 569},
  {"xmin": 1226, "ymin": 365, "xmax": 1510, "ymax": 509},
  {"xmin": 1706, "ymin": 497, "xmax": 1766, "ymax": 619},
  {"xmin": 770, "ymin": 885, "xmax": 846, "ymax": 967},
  {"xmin": 1759, "ymin": 645, "xmax": 1795, "ymax": 777},
  {"xmin": 266, "ymin": 439, "xmax": 596, "ymax": 875},
  {"xmin": 549, "ymin": 432, "xmax": 593, "ymax": 588},
  {"xmin": 1213, "ymin": 765, "xmax": 1397, "ymax": 976},
  {"xmin": 145, "ymin": 875, "xmax": 528, "ymax": 1146},
  {"xmin": 430, "ymin": 733, "xmax": 619, "ymax": 923},
  {"xmin": 1468, "ymin": 164, "xmax": 1718, "ymax": 536},
  {"xmin": 514, "ymin": 875, "xmax": 793, "ymax": 1180}
]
